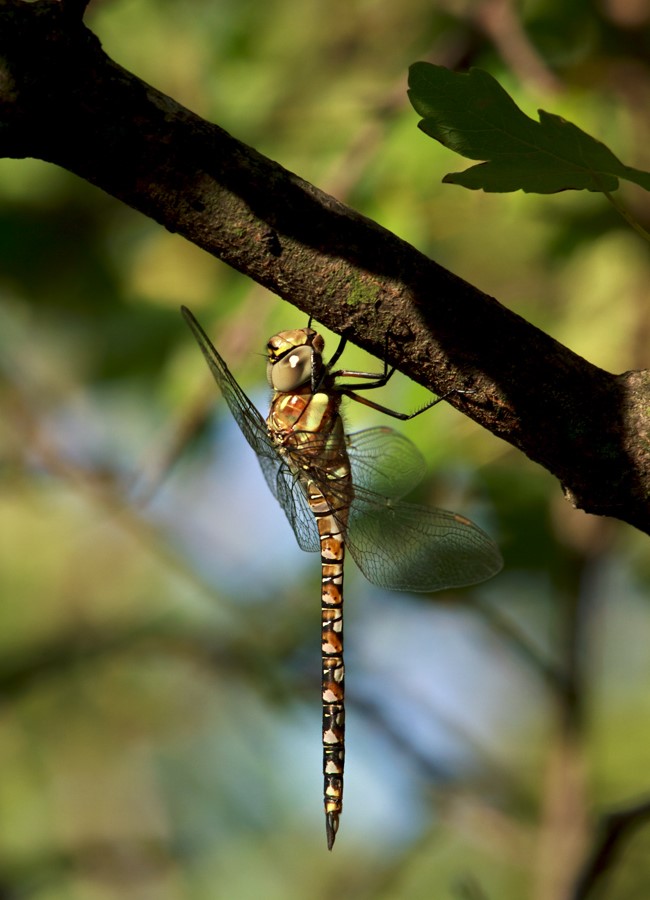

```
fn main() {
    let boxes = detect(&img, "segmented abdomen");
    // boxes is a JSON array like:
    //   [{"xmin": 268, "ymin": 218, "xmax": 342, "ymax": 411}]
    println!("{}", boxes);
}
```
[{"xmin": 267, "ymin": 388, "xmax": 352, "ymax": 850}]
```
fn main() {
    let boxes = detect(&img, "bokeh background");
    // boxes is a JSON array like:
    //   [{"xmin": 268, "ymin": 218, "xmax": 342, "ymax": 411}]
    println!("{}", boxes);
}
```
[{"xmin": 2, "ymin": 0, "xmax": 650, "ymax": 897}]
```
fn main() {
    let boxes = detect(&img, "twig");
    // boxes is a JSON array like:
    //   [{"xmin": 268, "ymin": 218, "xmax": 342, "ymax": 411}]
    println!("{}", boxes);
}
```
[{"xmin": 571, "ymin": 796, "xmax": 650, "ymax": 899}]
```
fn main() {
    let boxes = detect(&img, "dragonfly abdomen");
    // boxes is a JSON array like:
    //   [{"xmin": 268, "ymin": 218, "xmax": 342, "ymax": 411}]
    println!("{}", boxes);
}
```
[
  {"xmin": 310, "ymin": 490, "xmax": 346, "ymax": 851},
  {"xmin": 267, "ymin": 380, "xmax": 353, "ymax": 849}
]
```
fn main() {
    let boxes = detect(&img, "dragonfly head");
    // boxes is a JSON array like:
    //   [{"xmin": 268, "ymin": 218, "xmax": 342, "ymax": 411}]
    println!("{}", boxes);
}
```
[{"xmin": 266, "ymin": 327, "xmax": 325, "ymax": 392}]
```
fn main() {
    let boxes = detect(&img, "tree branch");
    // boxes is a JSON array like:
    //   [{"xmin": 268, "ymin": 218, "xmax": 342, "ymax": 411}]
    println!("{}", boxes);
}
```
[
  {"xmin": 1, "ymin": 0, "xmax": 650, "ymax": 532},
  {"xmin": 572, "ymin": 797, "xmax": 650, "ymax": 899}
]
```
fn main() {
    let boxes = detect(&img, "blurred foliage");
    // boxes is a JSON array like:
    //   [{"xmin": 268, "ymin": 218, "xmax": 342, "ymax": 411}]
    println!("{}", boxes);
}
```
[{"xmin": 2, "ymin": 0, "xmax": 650, "ymax": 897}]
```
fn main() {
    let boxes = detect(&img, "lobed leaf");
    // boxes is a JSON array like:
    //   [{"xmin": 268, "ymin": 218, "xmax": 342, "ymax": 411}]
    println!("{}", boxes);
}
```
[{"xmin": 408, "ymin": 62, "xmax": 650, "ymax": 194}]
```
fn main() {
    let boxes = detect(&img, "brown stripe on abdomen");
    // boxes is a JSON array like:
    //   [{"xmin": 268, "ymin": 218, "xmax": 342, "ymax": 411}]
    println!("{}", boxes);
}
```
[{"xmin": 310, "ymin": 496, "xmax": 347, "ymax": 850}]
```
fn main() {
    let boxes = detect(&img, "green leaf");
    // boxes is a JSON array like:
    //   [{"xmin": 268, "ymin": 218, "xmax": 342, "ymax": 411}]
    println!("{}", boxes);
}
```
[{"xmin": 407, "ymin": 62, "xmax": 650, "ymax": 195}]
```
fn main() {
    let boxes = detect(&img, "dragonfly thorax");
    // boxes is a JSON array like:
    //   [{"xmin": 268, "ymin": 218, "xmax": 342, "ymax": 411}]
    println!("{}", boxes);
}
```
[{"xmin": 266, "ymin": 327, "xmax": 325, "ymax": 392}]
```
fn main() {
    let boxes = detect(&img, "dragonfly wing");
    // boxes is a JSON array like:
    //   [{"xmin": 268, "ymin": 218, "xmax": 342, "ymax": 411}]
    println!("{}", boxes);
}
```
[
  {"xmin": 182, "ymin": 307, "xmax": 319, "ymax": 552},
  {"xmin": 346, "ymin": 486, "xmax": 503, "ymax": 591},
  {"xmin": 259, "ymin": 455, "xmax": 320, "ymax": 552},
  {"xmin": 346, "ymin": 427, "xmax": 426, "ymax": 499},
  {"xmin": 182, "ymin": 308, "xmax": 272, "ymax": 453}
]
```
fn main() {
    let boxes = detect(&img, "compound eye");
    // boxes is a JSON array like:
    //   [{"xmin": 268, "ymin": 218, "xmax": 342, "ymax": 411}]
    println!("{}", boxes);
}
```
[{"xmin": 270, "ymin": 345, "xmax": 313, "ymax": 391}]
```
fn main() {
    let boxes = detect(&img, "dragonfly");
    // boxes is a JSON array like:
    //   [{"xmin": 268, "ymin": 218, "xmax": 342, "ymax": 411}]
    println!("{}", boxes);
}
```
[{"xmin": 181, "ymin": 306, "xmax": 502, "ymax": 850}]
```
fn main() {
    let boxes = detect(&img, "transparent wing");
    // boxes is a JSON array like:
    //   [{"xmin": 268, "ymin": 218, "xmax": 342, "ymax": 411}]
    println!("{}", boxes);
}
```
[
  {"xmin": 344, "ymin": 426, "xmax": 501, "ymax": 589},
  {"xmin": 346, "ymin": 427, "xmax": 425, "ymax": 500},
  {"xmin": 346, "ymin": 486, "xmax": 503, "ymax": 591},
  {"xmin": 182, "ymin": 307, "xmax": 319, "ymax": 551},
  {"xmin": 183, "ymin": 307, "xmax": 502, "ymax": 588},
  {"xmin": 262, "ymin": 457, "xmax": 320, "ymax": 552}
]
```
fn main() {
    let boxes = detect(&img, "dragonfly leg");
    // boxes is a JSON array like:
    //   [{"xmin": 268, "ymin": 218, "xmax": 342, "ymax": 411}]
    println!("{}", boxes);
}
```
[
  {"xmin": 333, "ymin": 369, "xmax": 397, "ymax": 392},
  {"xmin": 329, "ymin": 331, "xmax": 473, "ymax": 419},
  {"xmin": 341, "ymin": 387, "xmax": 470, "ymax": 420},
  {"xmin": 324, "ymin": 335, "xmax": 348, "ymax": 374},
  {"xmin": 309, "ymin": 335, "xmax": 350, "ymax": 392},
  {"xmin": 330, "ymin": 328, "xmax": 396, "ymax": 389}
]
